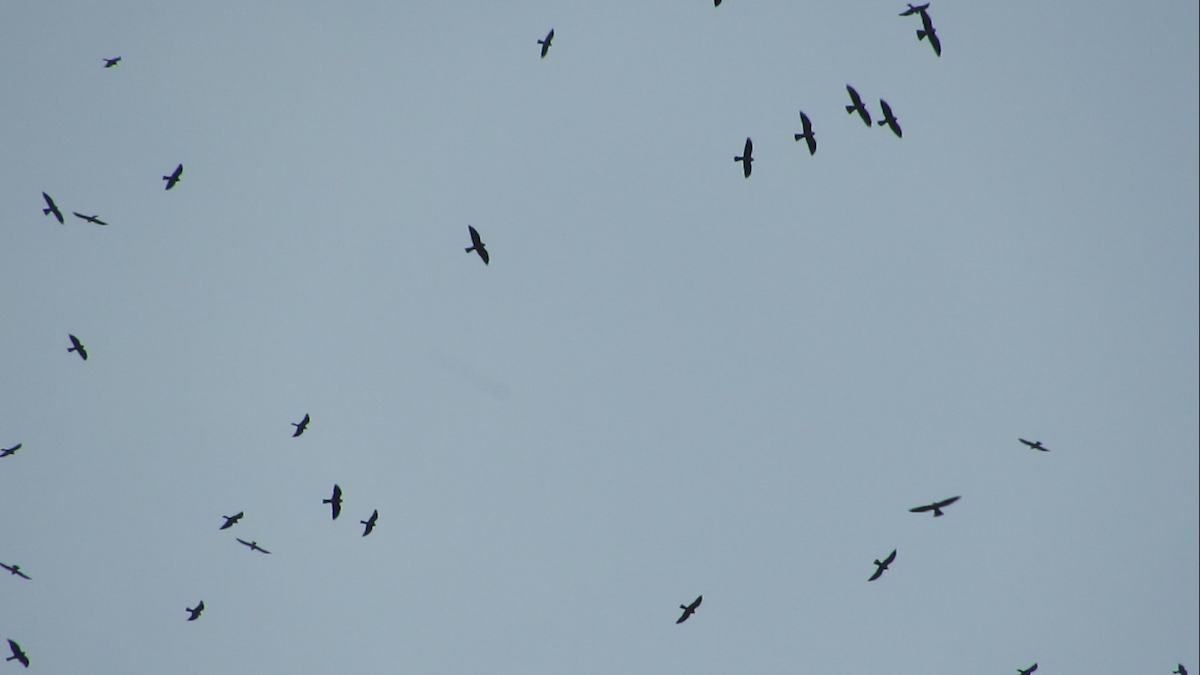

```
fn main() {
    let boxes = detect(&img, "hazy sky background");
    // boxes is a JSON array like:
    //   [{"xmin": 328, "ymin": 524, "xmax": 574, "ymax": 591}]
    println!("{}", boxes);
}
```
[{"xmin": 1, "ymin": 2, "xmax": 1197, "ymax": 673}]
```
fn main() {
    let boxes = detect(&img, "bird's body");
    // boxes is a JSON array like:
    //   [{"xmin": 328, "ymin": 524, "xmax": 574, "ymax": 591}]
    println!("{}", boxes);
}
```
[
  {"xmin": 5, "ymin": 640, "xmax": 28, "ymax": 668},
  {"xmin": 869, "ymin": 549, "xmax": 897, "ymax": 581},
  {"xmin": 845, "ymin": 86, "xmax": 872, "ymax": 126},
  {"xmin": 676, "ymin": 595, "xmax": 702, "ymax": 623},
  {"xmin": 42, "ymin": 192, "xmax": 64, "ymax": 224},
  {"xmin": 877, "ymin": 99, "xmax": 902, "ymax": 138},
  {"xmin": 899, "ymin": 3, "xmax": 929, "ymax": 16},
  {"xmin": 220, "ymin": 512, "xmax": 244, "ymax": 530},
  {"xmin": 186, "ymin": 601, "xmax": 205, "ymax": 621},
  {"xmin": 1174, "ymin": 665, "xmax": 1188, "ymax": 675},
  {"xmin": 1017, "ymin": 664, "xmax": 1038, "ymax": 675},
  {"xmin": 735, "ymin": 137, "xmax": 754, "ymax": 177},
  {"xmin": 909, "ymin": 496, "xmax": 961, "ymax": 517},
  {"xmin": 538, "ymin": 29, "xmax": 554, "ymax": 58},
  {"xmin": 67, "ymin": 334, "xmax": 88, "ymax": 361},
  {"xmin": 292, "ymin": 414, "xmax": 310, "ymax": 437},
  {"xmin": 324, "ymin": 484, "xmax": 343, "ymax": 520},
  {"xmin": 0, "ymin": 563, "xmax": 31, "ymax": 580},
  {"xmin": 1018, "ymin": 438, "xmax": 1049, "ymax": 452},
  {"xmin": 466, "ymin": 226, "xmax": 490, "ymax": 265},
  {"xmin": 916, "ymin": 9, "xmax": 942, "ymax": 56},
  {"xmin": 72, "ymin": 212, "xmax": 108, "ymax": 225},
  {"xmin": 794, "ymin": 111, "xmax": 817, "ymax": 155},
  {"xmin": 0, "ymin": 444, "xmax": 20, "ymax": 458},
  {"xmin": 236, "ymin": 538, "xmax": 271, "ymax": 554},
  {"xmin": 103, "ymin": 57, "xmax": 121, "ymax": 68},
  {"xmin": 361, "ymin": 510, "xmax": 378, "ymax": 536},
  {"xmin": 163, "ymin": 164, "xmax": 183, "ymax": 190}
]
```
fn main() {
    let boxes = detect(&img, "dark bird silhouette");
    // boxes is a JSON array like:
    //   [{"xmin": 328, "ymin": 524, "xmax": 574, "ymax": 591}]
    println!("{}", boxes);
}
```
[
  {"xmin": 0, "ymin": 563, "xmax": 31, "ymax": 580},
  {"xmin": 466, "ymin": 226, "xmax": 489, "ymax": 265},
  {"xmin": 360, "ymin": 510, "xmax": 378, "ymax": 536},
  {"xmin": 72, "ymin": 212, "xmax": 109, "ymax": 225},
  {"xmin": 877, "ymin": 99, "xmax": 902, "ymax": 138},
  {"xmin": 236, "ymin": 538, "xmax": 271, "ymax": 554},
  {"xmin": 714, "ymin": 0, "xmax": 722, "ymax": 5},
  {"xmin": 1019, "ymin": 438, "xmax": 1049, "ymax": 452},
  {"xmin": 220, "ymin": 512, "xmax": 244, "ymax": 530},
  {"xmin": 899, "ymin": 3, "xmax": 929, "ymax": 16},
  {"xmin": 735, "ymin": 137, "xmax": 753, "ymax": 178},
  {"xmin": 916, "ymin": 9, "xmax": 941, "ymax": 56},
  {"xmin": 1174, "ymin": 665, "xmax": 1188, "ymax": 675},
  {"xmin": 676, "ymin": 595, "xmax": 702, "ymax": 624},
  {"xmin": 103, "ymin": 57, "xmax": 121, "ymax": 68},
  {"xmin": 185, "ymin": 601, "xmax": 205, "ymax": 621},
  {"xmin": 0, "ymin": 444, "xmax": 20, "ymax": 458},
  {"xmin": 5, "ymin": 640, "xmax": 28, "ymax": 668},
  {"xmin": 291, "ymin": 414, "xmax": 310, "ymax": 437},
  {"xmin": 324, "ymin": 484, "xmax": 343, "ymax": 520},
  {"xmin": 163, "ymin": 163, "xmax": 183, "ymax": 190},
  {"xmin": 538, "ymin": 29, "xmax": 554, "ymax": 58},
  {"xmin": 1017, "ymin": 665, "xmax": 1038, "ymax": 675},
  {"xmin": 794, "ymin": 111, "xmax": 817, "ymax": 155},
  {"xmin": 869, "ymin": 549, "xmax": 897, "ymax": 581},
  {"xmin": 909, "ymin": 495, "xmax": 961, "ymax": 517},
  {"xmin": 67, "ymin": 334, "xmax": 88, "ymax": 361},
  {"xmin": 845, "ymin": 86, "xmax": 872, "ymax": 127},
  {"xmin": 42, "ymin": 193, "xmax": 64, "ymax": 224}
]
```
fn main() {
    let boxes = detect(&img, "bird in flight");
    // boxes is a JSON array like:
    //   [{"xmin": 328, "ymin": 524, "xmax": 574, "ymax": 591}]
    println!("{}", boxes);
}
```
[
  {"xmin": 42, "ymin": 193, "xmax": 64, "ymax": 224},
  {"xmin": 292, "ymin": 413, "xmax": 310, "ymax": 437},
  {"xmin": 714, "ymin": 0, "xmax": 722, "ymax": 5},
  {"xmin": 1174, "ymin": 665, "xmax": 1188, "ymax": 675},
  {"xmin": 185, "ymin": 601, "xmax": 205, "ymax": 621},
  {"xmin": 676, "ymin": 595, "xmax": 702, "ymax": 624},
  {"xmin": 909, "ymin": 495, "xmax": 961, "ymax": 517},
  {"xmin": 877, "ymin": 99, "xmax": 902, "ymax": 138},
  {"xmin": 845, "ymin": 86, "xmax": 872, "ymax": 127},
  {"xmin": 0, "ymin": 563, "xmax": 31, "ymax": 580},
  {"xmin": 67, "ymin": 334, "xmax": 88, "ymax": 361},
  {"xmin": 869, "ymin": 549, "xmax": 897, "ymax": 581},
  {"xmin": 103, "ymin": 56, "xmax": 122, "ymax": 68},
  {"xmin": 220, "ymin": 512, "xmax": 244, "ymax": 530},
  {"xmin": 0, "ymin": 444, "xmax": 20, "ymax": 458},
  {"xmin": 1018, "ymin": 438, "xmax": 1049, "ymax": 452},
  {"xmin": 360, "ymin": 510, "xmax": 378, "ymax": 537},
  {"xmin": 236, "ymin": 538, "xmax": 271, "ymax": 554},
  {"xmin": 72, "ymin": 212, "xmax": 109, "ymax": 225},
  {"xmin": 5, "ymin": 640, "xmax": 28, "ymax": 668},
  {"xmin": 163, "ymin": 164, "xmax": 184, "ymax": 190},
  {"xmin": 324, "ymin": 484, "xmax": 343, "ymax": 520},
  {"xmin": 916, "ymin": 8, "xmax": 942, "ymax": 56},
  {"xmin": 466, "ymin": 226, "xmax": 490, "ymax": 265},
  {"xmin": 899, "ymin": 3, "xmax": 929, "ymax": 16},
  {"xmin": 735, "ymin": 137, "xmax": 753, "ymax": 178},
  {"xmin": 1017, "ymin": 664, "xmax": 1038, "ymax": 675},
  {"xmin": 794, "ymin": 112, "xmax": 817, "ymax": 155},
  {"xmin": 538, "ymin": 29, "xmax": 554, "ymax": 58}
]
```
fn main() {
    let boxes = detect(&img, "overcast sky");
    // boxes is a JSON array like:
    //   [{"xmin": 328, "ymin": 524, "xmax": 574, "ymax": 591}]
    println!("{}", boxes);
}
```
[{"xmin": 1, "ymin": 2, "xmax": 1197, "ymax": 674}]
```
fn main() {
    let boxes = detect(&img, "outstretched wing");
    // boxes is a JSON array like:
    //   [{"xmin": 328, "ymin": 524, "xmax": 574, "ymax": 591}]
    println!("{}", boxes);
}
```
[
  {"xmin": 909, "ymin": 503, "xmax": 935, "ymax": 513},
  {"xmin": 689, "ymin": 595, "xmax": 702, "ymax": 611},
  {"xmin": 868, "ymin": 565, "xmax": 885, "ymax": 581},
  {"xmin": 846, "ymin": 85, "xmax": 862, "ymax": 107},
  {"xmin": 882, "ymin": 549, "xmax": 897, "ymax": 565},
  {"xmin": 743, "ymin": 137, "xmax": 753, "ymax": 158},
  {"xmin": 237, "ymin": 538, "xmax": 252, "ymax": 548},
  {"xmin": 468, "ymin": 225, "xmax": 483, "ymax": 248},
  {"xmin": 934, "ymin": 496, "xmax": 961, "ymax": 509}
]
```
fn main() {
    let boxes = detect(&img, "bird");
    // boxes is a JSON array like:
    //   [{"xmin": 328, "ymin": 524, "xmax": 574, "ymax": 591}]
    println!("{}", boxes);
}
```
[
  {"xmin": 102, "ymin": 56, "xmax": 121, "ymax": 68},
  {"xmin": 676, "ymin": 595, "xmax": 702, "ymax": 624},
  {"xmin": 291, "ymin": 413, "xmax": 310, "ymax": 437},
  {"xmin": 72, "ymin": 212, "xmax": 109, "ymax": 225},
  {"xmin": 1174, "ymin": 665, "xmax": 1188, "ymax": 675},
  {"xmin": 185, "ymin": 601, "xmax": 205, "ymax": 621},
  {"xmin": 899, "ymin": 3, "xmax": 929, "ymax": 16},
  {"xmin": 714, "ymin": 0, "xmax": 722, "ymax": 5},
  {"xmin": 324, "ymin": 484, "xmax": 343, "ymax": 520},
  {"xmin": 916, "ymin": 8, "xmax": 942, "ymax": 56},
  {"xmin": 466, "ymin": 225, "xmax": 489, "ymax": 265},
  {"xmin": 162, "ymin": 163, "xmax": 183, "ymax": 190},
  {"xmin": 220, "ymin": 512, "xmax": 244, "ymax": 530},
  {"xmin": 793, "ymin": 112, "xmax": 817, "ymax": 155},
  {"xmin": 42, "ymin": 192, "xmax": 64, "ymax": 224},
  {"xmin": 538, "ymin": 29, "xmax": 554, "ymax": 58},
  {"xmin": 1019, "ymin": 438, "xmax": 1049, "ymax": 452},
  {"xmin": 869, "ymin": 549, "xmax": 897, "ymax": 581},
  {"xmin": 734, "ymin": 137, "xmax": 753, "ymax": 178},
  {"xmin": 67, "ymin": 334, "xmax": 88, "ymax": 361},
  {"xmin": 360, "ymin": 510, "xmax": 378, "ymax": 537},
  {"xmin": 1017, "ymin": 664, "xmax": 1038, "ymax": 675},
  {"xmin": 0, "ymin": 563, "xmax": 31, "ymax": 580},
  {"xmin": 236, "ymin": 538, "xmax": 271, "ymax": 554},
  {"xmin": 845, "ymin": 85, "xmax": 872, "ymax": 127},
  {"xmin": 909, "ymin": 495, "xmax": 961, "ymax": 517},
  {"xmin": 5, "ymin": 640, "xmax": 28, "ymax": 668},
  {"xmin": 0, "ymin": 444, "xmax": 20, "ymax": 458},
  {"xmin": 877, "ymin": 99, "xmax": 902, "ymax": 138}
]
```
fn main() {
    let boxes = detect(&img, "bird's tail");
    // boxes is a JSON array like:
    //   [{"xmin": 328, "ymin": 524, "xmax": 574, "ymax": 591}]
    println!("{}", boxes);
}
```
[
  {"xmin": 917, "ymin": 29, "xmax": 928, "ymax": 41},
  {"xmin": 794, "ymin": 134, "xmax": 804, "ymax": 141},
  {"xmin": 465, "ymin": 246, "xmax": 475, "ymax": 254},
  {"xmin": 734, "ymin": 156, "xmax": 743, "ymax": 162},
  {"xmin": 877, "ymin": 119, "xmax": 887, "ymax": 126},
  {"xmin": 67, "ymin": 346, "xmax": 78, "ymax": 353},
  {"xmin": 43, "ymin": 207, "xmax": 52, "ymax": 215},
  {"xmin": 845, "ymin": 105, "xmax": 856, "ymax": 114}
]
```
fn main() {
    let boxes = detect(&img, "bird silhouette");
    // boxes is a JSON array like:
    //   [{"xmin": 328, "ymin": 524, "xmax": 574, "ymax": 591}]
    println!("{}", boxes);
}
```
[
  {"xmin": 845, "ymin": 86, "xmax": 872, "ymax": 126},
  {"xmin": 909, "ymin": 496, "xmax": 961, "ymax": 517},
  {"xmin": 869, "ymin": 549, "xmax": 897, "ymax": 581},
  {"xmin": 103, "ymin": 56, "xmax": 121, "ymax": 68},
  {"xmin": 1017, "ymin": 664, "xmax": 1038, "ymax": 675},
  {"xmin": 877, "ymin": 99, "xmax": 902, "ymax": 138},
  {"xmin": 67, "ymin": 334, "xmax": 88, "ymax": 361},
  {"xmin": 220, "ymin": 512, "xmax": 244, "ymax": 530},
  {"xmin": 735, "ymin": 137, "xmax": 753, "ymax": 177},
  {"xmin": 292, "ymin": 414, "xmax": 310, "ymax": 437},
  {"xmin": 1174, "ymin": 665, "xmax": 1188, "ymax": 675},
  {"xmin": 899, "ymin": 3, "xmax": 929, "ymax": 16},
  {"xmin": 324, "ymin": 484, "xmax": 343, "ymax": 520},
  {"xmin": 0, "ymin": 563, "xmax": 31, "ymax": 580},
  {"xmin": 360, "ymin": 510, "xmax": 378, "ymax": 536},
  {"xmin": 916, "ymin": 8, "xmax": 941, "ymax": 56},
  {"xmin": 1018, "ymin": 438, "xmax": 1049, "ymax": 452},
  {"xmin": 236, "ymin": 538, "xmax": 271, "ymax": 554},
  {"xmin": 794, "ymin": 112, "xmax": 817, "ymax": 155},
  {"xmin": 5, "ymin": 640, "xmax": 28, "ymax": 668},
  {"xmin": 0, "ymin": 444, "xmax": 20, "ymax": 458},
  {"xmin": 676, "ymin": 595, "xmax": 702, "ymax": 623},
  {"xmin": 163, "ymin": 164, "xmax": 183, "ymax": 190},
  {"xmin": 185, "ymin": 601, "xmax": 205, "ymax": 621},
  {"xmin": 42, "ymin": 193, "xmax": 64, "ymax": 224},
  {"xmin": 466, "ymin": 226, "xmax": 489, "ymax": 265},
  {"xmin": 538, "ymin": 29, "xmax": 554, "ymax": 58},
  {"xmin": 72, "ymin": 212, "xmax": 108, "ymax": 225},
  {"xmin": 714, "ymin": 0, "xmax": 722, "ymax": 5}
]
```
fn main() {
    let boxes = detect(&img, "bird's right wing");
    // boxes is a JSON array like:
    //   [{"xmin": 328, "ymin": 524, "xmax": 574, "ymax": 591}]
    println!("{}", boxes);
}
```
[
  {"xmin": 909, "ymin": 504, "xmax": 933, "ymax": 512},
  {"xmin": 883, "ymin": 549, "xmax": 897, "ymax": 565},
  {"xmin": 868, "ymin": 566, "xmax": 884, "ymax": 581}
]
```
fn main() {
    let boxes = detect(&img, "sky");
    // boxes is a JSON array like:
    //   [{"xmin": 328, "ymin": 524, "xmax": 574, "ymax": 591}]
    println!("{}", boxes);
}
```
[{"xmin": 1, "ymin": 1, "xmax": 1197, "ymax": 673}]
